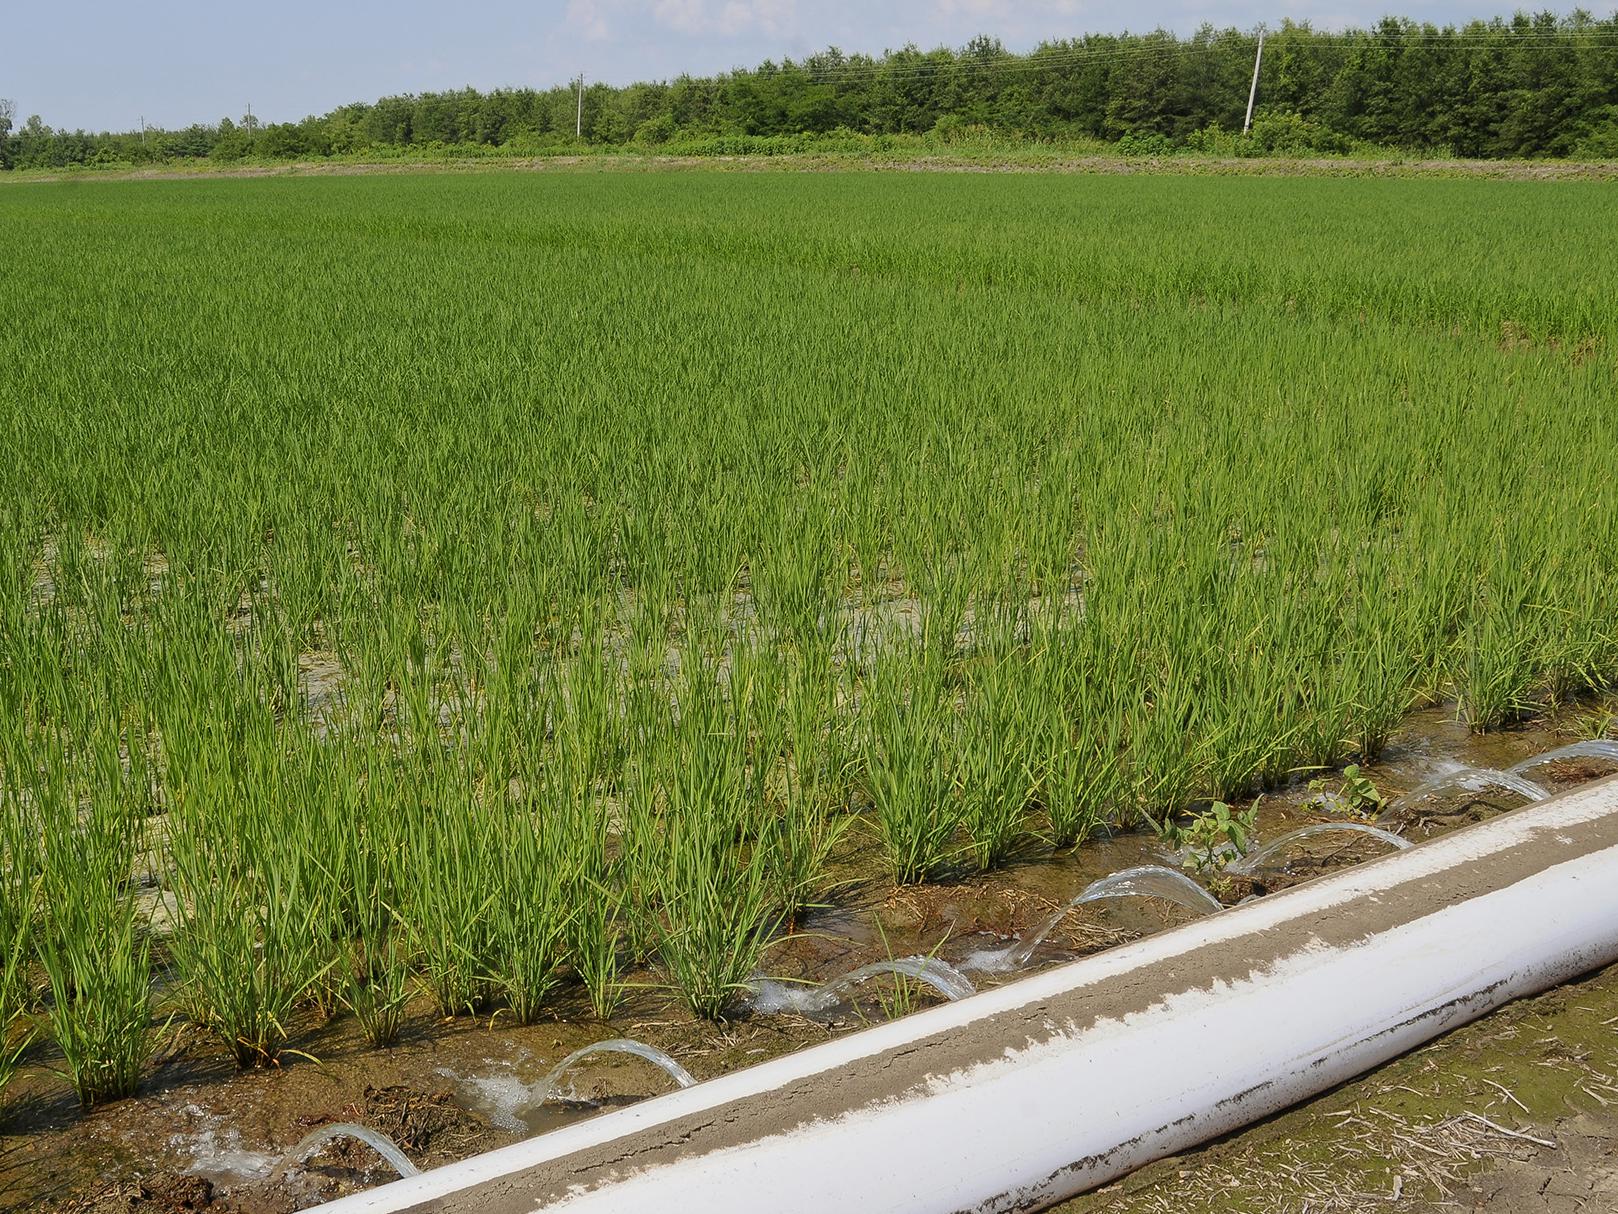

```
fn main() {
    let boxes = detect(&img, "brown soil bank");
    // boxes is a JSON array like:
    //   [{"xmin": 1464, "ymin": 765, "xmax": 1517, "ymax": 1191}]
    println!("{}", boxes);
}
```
[{"xmin": 6, "ymin": 152, "xmax": 1618, "ymax": 186}]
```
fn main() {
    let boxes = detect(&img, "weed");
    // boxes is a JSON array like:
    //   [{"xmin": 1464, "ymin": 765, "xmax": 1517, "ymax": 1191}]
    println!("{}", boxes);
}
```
[
  {"xmin": 1162, "ymin": 800, "xmax": 1260, "ymax": 876},
  {"xmin": 1308, "ymin": 764, "xmax": 1386, "ymax": 819}
]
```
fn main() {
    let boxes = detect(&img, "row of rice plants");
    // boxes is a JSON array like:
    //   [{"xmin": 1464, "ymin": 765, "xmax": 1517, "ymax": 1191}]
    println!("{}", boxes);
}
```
[{"xmin": 0, "ymin": 170, "xmax": 1615, "ymax": 1115}]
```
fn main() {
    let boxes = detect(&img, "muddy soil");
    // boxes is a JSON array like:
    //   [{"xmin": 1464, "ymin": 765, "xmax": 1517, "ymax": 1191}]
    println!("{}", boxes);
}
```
[
  {"xmin": 3, "ymin": 700, "xmax": 1615, "ymax": 1213},
  {"xmin": 8, "ymin": 153, "xmax": 1618, "ymax": 188}
]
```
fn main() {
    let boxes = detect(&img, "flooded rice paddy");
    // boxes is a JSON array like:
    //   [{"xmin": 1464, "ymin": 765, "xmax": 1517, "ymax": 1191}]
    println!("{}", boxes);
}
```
[
  {"xmin": 4, "ymin": 171, "xmax": 1617, "ymax": 1214},
  {"xmin": 5, "ymin": 700, "xmax": 1614, "ymax": 1214}
]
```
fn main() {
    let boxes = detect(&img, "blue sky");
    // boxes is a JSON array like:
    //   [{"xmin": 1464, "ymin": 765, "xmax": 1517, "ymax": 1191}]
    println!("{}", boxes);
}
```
[{"xmin": 5, "ymin": 0, "xmax": 1612, "ymax": 132}]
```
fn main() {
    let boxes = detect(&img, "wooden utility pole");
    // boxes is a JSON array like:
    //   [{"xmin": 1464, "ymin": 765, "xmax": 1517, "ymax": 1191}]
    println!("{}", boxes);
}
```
[{"xmin": 576, "ymin": 74, "xmax": 584, "ymax": 138}]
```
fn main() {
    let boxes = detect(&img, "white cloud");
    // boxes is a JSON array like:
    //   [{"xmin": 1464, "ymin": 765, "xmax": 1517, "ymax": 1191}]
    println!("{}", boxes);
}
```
[
  {"xmin": 652, "ymin": 0, "xmax": 797, "ymax": 37},
  {"xmin": 937, "ymin": 0, "xmax": 1010, "ymax": 15},
  {"xmin": 567, "ymin": 0, "xmax": 613, "ymax": 40},
  {"xmin": 936, "ymin": 0, "xmax": 1081, "ymax": 16}
]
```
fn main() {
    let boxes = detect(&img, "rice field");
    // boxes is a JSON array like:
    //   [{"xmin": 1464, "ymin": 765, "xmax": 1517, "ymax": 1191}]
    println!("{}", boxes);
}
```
[{"xmin": 0, "ymin": 168, "xmax": 1616, "ymax": 1145}]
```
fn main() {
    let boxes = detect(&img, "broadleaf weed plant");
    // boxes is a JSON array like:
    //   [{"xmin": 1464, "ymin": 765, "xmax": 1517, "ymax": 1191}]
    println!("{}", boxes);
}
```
[{"xmin": 1161, "ymin": 800, "xmax": 1260, "ymax": 879}]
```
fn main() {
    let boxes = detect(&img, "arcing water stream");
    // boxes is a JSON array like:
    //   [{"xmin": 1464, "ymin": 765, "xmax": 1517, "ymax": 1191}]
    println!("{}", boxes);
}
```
[
  {"xmin": 747, "ymin": 957, "xmax": 977, "ymax": 1013},
  {"xmin": 438, "ymin": 1040, "xmax": 696, "ymax": 1134}
]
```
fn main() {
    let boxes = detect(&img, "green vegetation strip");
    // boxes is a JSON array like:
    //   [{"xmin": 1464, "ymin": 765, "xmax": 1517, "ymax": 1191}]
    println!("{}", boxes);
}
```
[
  {"xmin": 6, "ymin": 14, "xmax": 1618, "ymax": 169},
  {"xmin": 0, "ymin": 170, "xmax": 1615, "ymax": 1117}
]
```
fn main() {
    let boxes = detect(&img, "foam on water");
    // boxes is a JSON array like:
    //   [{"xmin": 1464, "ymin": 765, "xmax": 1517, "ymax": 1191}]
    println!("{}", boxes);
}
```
[
  {"xmin": 170, "ymin": 1110, "xmax": 279, "ymax": 1184},
  {"xmin": 435, "ymin": 1065, "xmax": 539, "ymax": 1133}
]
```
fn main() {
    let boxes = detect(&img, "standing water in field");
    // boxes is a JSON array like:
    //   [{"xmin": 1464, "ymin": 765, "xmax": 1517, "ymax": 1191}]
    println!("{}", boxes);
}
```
[
  {"xmin": 271, "ymin": 1124, "xmax": 419, "ymax": 1182},
  {"xmin": 1379, "ymin": 763, "xmax": 1549, "ymax": 824},
  {"xmin": 1507, "ymin": 740, "xmax": 1618, "ymax": 780},
  {"xmin": 962, "ymin": 866, "xmax": 1220, "ymax": 975},
  {"xmin": 439, "ymin": 1040, "xmax": 696, "ymax": 1133},
  {"xmin": 535, "ymin": 1039, "xmax": 697, "ymax": 1100},
  {"xmin": 1064, "ymin": 865, "xmax": 1224, "ymax": 914},
  {"xmin": 1227, "ymin": 823, "xmax": 1410, "ymax": 875},
  {"xmin": 748, "ymin": 957, "xmax": 977, "ymax": 1014}
]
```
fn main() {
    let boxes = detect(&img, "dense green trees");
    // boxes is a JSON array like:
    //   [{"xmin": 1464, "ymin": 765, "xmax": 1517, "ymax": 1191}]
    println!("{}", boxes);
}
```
[{"xmin": 5, "ymin": 13, "xmax": 1616, "ymax": 170}]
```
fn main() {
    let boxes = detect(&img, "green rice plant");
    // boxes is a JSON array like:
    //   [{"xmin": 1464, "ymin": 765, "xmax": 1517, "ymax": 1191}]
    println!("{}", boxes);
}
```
[
  {"xmin": 568, "ymin": 773, "xmax": 631, "ymax": 1020},
  {"xmin": 648, "ymin": 663, "xmax": 783, "ymax": 1020},
  {"xmin": 487, "ymin": 805, "xmax": 576, "ymax": 1025},
  {"xmin": 397, "ymin": 788, "xmax": 499, "ymax": 1020},
  {"xmin": 0, "ymin": 936, "xmax": 30, "ymax": 1116},
  {"xmin": 1343, "ymin": 633, "xmax": 1417, "ymax": 763},
  {"xmin": 752, "ymin": 646, "xmax": 850, "ymax": 924},
  {"xmin": 1458, "ymin": 592, "xmax": 1543, "ymax": 731},
  {"xmin": 22, "ymin": 728, "xmax": 153, "ymax": 1108},
  {"xmin": 570, "ymin": 879, "xmax": 626, "ymax": 1022},
  {"xmin": 1025, "ymin": 615, "xmax": 1129, "ymax": 847},
  {"xmin": 343, "ymin": 928, "xmax": 412, "ymax": 1049},
  {"xmin": 325, "ymin": 768, "xmax": 413, "ymax": 1048},
  {"xmin": 35, "ymin": 816, "xmax": 150, "ymax": 1104},
  {"xmin": 1037, "ymin": 705, "xmax": 1124, "ymax": 850},
  {"xmin": 164, "ymin": 733, "xmax": 334, "ymax": 1068},
  {"xmin": 548, "ymin": 610, "xmax": 627, "ymax": 787},
  {"xmin": 905, "ymin": 546, "xmax": 973, "ymax": 662},
  {"xmin": 653, "ymin": 807, "xmax": 779, "ymax": 1021},
  {"xmin": 1122, "ymin": 673, "xmax": 1207, "ymax": 825},
  {"xmin": 1574, "ymin": 707, "xmax": 1618, "ymax": 741},
  {"xmin": 954, "ymin": 657, "xmax": 1037, "ymax": 872},
  {"xmin": 860, "ymin": 656, "xmax": 959, "ymax": 884},
  {"xmin": 0, "ymin": 812, "xmax": 38, "ymax": 1116},
  {"xmin": 870, "ymin": 922, "xmax": 956, "ymax": 1024},
  {"xmin": 752, "ymin": 500, "xmax": 843, "ymax": 648},
  {"xmin": 1534, "ymin": 560, "xmax": 1613, "ymax": 708},
  {"xmin": 2, "ymin": 168, "xmax": 1618, "ymax": 1091},
  {"xmin": 39, "ymin": 893, "xmax": 152, "ymax": 1107},
  {"xmin": 168, "ymin": 861, "xmax": 329, "ymax": 1068}
]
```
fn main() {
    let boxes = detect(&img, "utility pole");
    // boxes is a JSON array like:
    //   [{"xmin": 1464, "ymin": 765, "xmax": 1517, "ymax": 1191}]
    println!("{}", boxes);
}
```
[
  {"xmin": 576, "ymin": 74, "xmax": 584, "ymax": 139},
  {"xmin": 140, "ymin": 116, "xmax": 146, "ymax": 147},
  {"xmin": 1242, "ymin": 30, "xmax": 1265, "ymax": 135}
]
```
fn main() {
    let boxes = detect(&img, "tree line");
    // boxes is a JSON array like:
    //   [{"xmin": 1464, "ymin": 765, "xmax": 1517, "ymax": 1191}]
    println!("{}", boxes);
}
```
[{"xmin": 4, "ymin": 12, "xmax": 1617, "ymax": 171}]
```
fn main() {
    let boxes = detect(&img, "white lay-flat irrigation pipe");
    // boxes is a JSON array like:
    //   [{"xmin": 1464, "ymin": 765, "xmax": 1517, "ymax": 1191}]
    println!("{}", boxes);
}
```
[{"xmin": 317, "ymin": 775, "xmax": 1618, "ymax": 1214}]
